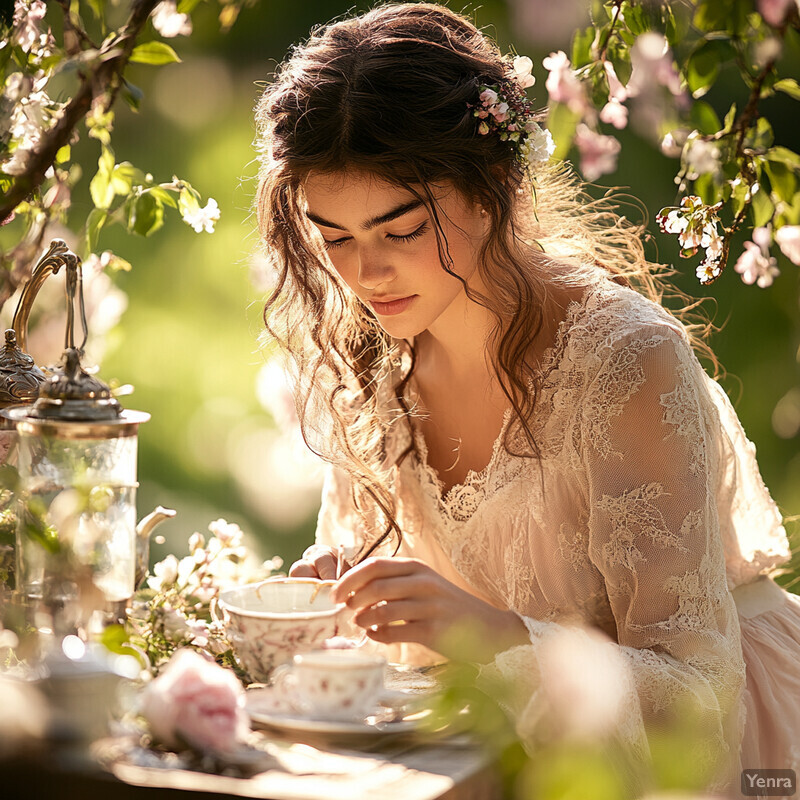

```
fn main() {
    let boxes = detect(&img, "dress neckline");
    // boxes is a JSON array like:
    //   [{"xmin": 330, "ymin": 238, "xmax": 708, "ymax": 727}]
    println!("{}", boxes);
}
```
[{"xmin": 404, "ymin": 282, "xmax": 597, "ymax": 508}]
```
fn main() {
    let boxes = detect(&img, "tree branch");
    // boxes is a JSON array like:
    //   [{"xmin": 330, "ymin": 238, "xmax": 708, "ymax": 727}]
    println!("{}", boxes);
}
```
[{"xmin": 0, "ymin": 0, "xmax": 160, "ymax": 225}]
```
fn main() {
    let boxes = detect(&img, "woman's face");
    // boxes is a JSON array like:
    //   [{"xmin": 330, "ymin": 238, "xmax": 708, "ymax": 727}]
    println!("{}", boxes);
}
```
[{"xmin": 303, "ymin": 170, "xmax": 488, "ymax": 340}]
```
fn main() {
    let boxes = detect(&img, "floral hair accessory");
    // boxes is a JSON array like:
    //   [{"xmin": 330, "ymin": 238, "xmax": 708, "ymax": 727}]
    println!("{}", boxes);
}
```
[{"xmin": 470, "ymin": 55, "xmax": 555, "ymax": 170}]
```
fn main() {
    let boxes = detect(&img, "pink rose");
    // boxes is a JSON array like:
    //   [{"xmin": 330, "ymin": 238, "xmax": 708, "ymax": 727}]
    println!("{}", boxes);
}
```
[{"xmin": 140, "ymin": 649, "xmax": 248, "ymax": 752}]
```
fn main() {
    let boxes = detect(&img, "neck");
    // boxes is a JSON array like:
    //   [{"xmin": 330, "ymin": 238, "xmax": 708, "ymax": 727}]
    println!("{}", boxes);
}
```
[{"xmin": 412, "ymin": 272, "xmax": 499, "ymax": 394}]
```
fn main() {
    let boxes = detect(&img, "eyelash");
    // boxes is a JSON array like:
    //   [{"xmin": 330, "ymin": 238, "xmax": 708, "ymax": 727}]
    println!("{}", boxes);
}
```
[{"xmin": 323, "ymin": 222, "xmax": 429, "ymax": 250}]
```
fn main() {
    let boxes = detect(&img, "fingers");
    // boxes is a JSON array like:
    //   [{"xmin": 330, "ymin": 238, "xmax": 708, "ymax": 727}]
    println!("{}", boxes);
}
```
[
  {"xmin": 288, "ymin": 560, "xmax": 319, "ymax": 578},
  {"xmin": 353, "ymin": 598, "xmax": 429, "ymax": 629},
  {"xmin": 331, "ymin": 557, "xmax": 428, "ymax": 604},
  {"xmin": 289, "ymin": 545, "xmax": 341, "ymax": 580}
]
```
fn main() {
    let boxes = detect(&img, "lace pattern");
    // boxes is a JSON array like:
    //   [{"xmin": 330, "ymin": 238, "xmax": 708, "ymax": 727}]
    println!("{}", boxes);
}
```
[{"xmin": 314, "ymin": 278, "xmax": 792, "ymax": 785}]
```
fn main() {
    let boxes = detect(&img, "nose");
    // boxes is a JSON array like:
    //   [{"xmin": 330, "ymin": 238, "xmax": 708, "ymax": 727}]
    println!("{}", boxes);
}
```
[{"xmin": 356, "ymin": 247, "xmax": 396, "ymax": 290}]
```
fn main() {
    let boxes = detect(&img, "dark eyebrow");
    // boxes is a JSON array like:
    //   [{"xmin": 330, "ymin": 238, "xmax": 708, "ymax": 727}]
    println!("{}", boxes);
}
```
[{"xmin": 305, "ymin": 199, "xmax": 425, "ymax": 232}]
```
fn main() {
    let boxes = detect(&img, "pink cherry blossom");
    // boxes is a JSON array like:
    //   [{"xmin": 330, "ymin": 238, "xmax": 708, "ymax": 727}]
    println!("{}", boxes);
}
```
[
  {"xmin": 775, "ymin": 225, "xmax": 800, "ymax": 265},
  {"xmin": 542, "ymin": 51, "xmax": 587, "ymax": 115},
  {"xmin": 734, "ymin": 240, "xmax": 780, "ymax": 288},
  {"xmin": 599, "ymin": 100, "xmax": 628, "ymax": 130},
  {"xmin": 140, "ymin": 649, "xmax": 248, "ymax": 753},
  {"xmin": 603, "ymin": 61, "xmax": 628, "ymax": 103},
  {"xmin": 758, "ymin": 0, "xmax": 800, "ymax": 26},
  {"xmin": 574, "ymin": 124, "xmax": 621, "ymax": 181},
  {"xmin": 629, "ymin": 33, "xmax": 682, "ymax": 97}
]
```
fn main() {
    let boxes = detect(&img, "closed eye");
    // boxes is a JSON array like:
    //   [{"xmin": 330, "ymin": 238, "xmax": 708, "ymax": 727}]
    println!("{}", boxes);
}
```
[
  {"xmin": 386, "ymin": 221, "xmax": 429, "ymax": 243},
  {"xmin": 323, "ymin": 236, "xmax": 351, "ymax": 250}
]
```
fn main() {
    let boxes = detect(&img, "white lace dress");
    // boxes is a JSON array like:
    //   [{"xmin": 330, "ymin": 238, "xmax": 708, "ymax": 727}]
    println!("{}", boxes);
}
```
[{"xmin": 313, "ymin": 279, "xmax": 800, "ymax": 797}]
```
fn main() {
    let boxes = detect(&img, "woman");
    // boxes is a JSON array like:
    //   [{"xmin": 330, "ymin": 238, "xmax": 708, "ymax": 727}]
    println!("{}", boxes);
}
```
[{"xmin": 254, "ymin": 3, "xmax": 800, "ymax": 795}]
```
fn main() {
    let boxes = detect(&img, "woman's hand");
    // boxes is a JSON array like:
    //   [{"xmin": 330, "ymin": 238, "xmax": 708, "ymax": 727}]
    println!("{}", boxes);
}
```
[
  {"xmin": 288, "ymin": 544, "xmax": 347, "ymax": 580},
  {"xmin": 330, "ymin": 557, "xmax": 529, "ymax": 663}
]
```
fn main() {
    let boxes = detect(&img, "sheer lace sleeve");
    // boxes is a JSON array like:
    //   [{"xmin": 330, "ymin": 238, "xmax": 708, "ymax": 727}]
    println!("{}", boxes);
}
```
[
  {"xmin": 314, "ymin": 462, "xmax": 364, "ymax": 555},
  {"xmin": 478, "ymin": 326, "xmax": 746, "ymax": 787}
]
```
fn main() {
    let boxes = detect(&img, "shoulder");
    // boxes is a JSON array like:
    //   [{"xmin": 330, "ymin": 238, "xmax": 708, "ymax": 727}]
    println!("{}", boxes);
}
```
[{"xmin": 563, "ymin": 279, "xmax": 694, "ymax": 381}]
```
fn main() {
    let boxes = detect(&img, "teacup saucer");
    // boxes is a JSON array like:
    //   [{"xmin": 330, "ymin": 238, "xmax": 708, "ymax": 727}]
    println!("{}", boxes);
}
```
[{"xmin": 245, "ymin": 686, "xmax": 433, "ymax": 737}]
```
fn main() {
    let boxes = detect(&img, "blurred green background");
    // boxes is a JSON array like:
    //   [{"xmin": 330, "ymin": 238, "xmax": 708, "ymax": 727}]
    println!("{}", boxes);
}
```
[{"xmin": 45, "ymin": 0, "xmax": 800, "ymax": 578}]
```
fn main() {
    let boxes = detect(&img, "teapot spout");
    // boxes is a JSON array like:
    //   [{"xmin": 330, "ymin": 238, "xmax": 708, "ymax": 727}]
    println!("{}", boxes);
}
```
[
  {"xmin": 137, "ymin": 506, "xmax": 177, "ymax": 541},
  {"xmin": 135, "ymin": 506, "xmax": 177, "ymax": 589}
]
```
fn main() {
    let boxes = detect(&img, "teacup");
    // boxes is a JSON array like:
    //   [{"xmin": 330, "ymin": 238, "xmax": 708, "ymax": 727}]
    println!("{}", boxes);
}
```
[
  {"xmin": 217, "ymin": 578, "xmax": 355, "ymax": 682},
  {"xmin": 276, "ymin": 650, "xmax": 387, "ymax": 721}
]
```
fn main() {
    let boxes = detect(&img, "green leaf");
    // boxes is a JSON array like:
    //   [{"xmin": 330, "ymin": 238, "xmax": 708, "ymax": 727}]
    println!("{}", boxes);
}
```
[
  {"xmin": 55, "ymin": 145, "xmax": 71, "ymax": 164},
  {"xmin": 608, "ymin": 41, "xmax": 632, "ymax": 86},
  {"xmin": 85, "ymin": 208, "xmax": 107, "ymax": 254},
  {"xmin": 572, "ymin": 27, "xmax": 594, "ymax": 68},
  {"xmin": 87, "ymin": 0, "xmax": 106, "ymax": 18},
  {"xmin": 751, "ymin": 186, "xmax": 774, "ymax": 227},
  {"xmin": 765, "ymin": 146, "xmax": 800, "ymax": 170},
  {"xmin": 693, "ymin": 172, "xmax": 718, "ymax": 205},
  {"xmin": 129, "ymin": 192, "xmax": 164, "ymax": 237},
  {"xmin": 774, "ymin": 78, "xmax": 800, "ymax": 101},
  {"xmin": 765, "ymin": 160, "xmax": 797, "ymax": 203},
  {"xmin": 731, "ymin": 178, "xmax": 750, "ymax": 217},
  {"xmin": 178, "ymin": 186, "xmax": 200, "ymax": 218},
  {"xmin": 89, "ymin": 148, "xmax": 116, "ymax": 210},
  {"xmin": 148, "ymin": 186, "xmax": 178, "ymax": 208},
  {"xmin": 694, "ymin": 0, "xmax": 749, "ymax": 34},
  {"xmin": 748, "ymin": 117, "xmax": 774, "ymax": 150},
  {"xmin": 177, "ymin": 0, "xmax": 204, "ymax": 12},
  {"xmin": 690, "ymin": 101, "xmax": 722, "ymax": 135},
  {"xmin": 625, "ymin": 5, "xmax": 650, "ymax": 36},
  {"xmin": 722, "ymin": 103, "xmax": 737, "ymax": 133},
  {"xmin": 545, "ymin": 103, "xmax": 580, "ymax": 161},
  {"xmin": 111, "ymin": 162, "xmax": 145, "ymax": 194},
  {"xmin": 129, "ymin": 41, "xmax": 181, "ymax": 66},
  {"xmin": 687, "ymin": 41, "xmax": 722, "ymax": 98}
]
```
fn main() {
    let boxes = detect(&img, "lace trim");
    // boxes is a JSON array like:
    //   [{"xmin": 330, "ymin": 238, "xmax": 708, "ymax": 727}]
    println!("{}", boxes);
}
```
[{"xmin": 405, "ymin": 283, "xmax": 596, "ymax": 525}]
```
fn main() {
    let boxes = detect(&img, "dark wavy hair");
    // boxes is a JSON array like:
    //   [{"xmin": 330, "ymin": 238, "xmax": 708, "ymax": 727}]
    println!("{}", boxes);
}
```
[{"xmin": 253, "ymin": 2, "xmax": 711, "ymax": 559}]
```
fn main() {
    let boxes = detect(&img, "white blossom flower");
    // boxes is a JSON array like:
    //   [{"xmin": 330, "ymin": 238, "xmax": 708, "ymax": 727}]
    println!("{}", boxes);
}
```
[
  {"xmin": 148, "ymin": 554, "xmax": 180, "ymax": 590},
  {"xmin": 775, "ymin": 225, "xmax": 800, "ymax": 265},
  {"xmin": 511, "ymin": 55, "xmax": 536, "ymax": 89},
  {"xmin": 683, "ymin": 136, "xmax": 720, "ymax": 180},
  {"xmin": 13, "ymin": 0, "xmax": 47, "ymax": 53},
  {"xmin": 182, "ymin": 197, "xmax": 220, "ymax": 233},
  {"xmin": 208, "ymin": 518, "xmax": 244, "ymax": 548},
  {"xmin": 520, "ymin": 123, "xmax": 555, "ymax": 165},
  {"xmin": 151, "ymin": 1, "xmax": 193, "ymax": 38}
]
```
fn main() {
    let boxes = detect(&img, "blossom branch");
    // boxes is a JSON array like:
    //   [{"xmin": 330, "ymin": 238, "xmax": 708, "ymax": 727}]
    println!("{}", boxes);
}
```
[{"xmin": 0, "ymin": 0, "xmax": 160, "ymax": 226}]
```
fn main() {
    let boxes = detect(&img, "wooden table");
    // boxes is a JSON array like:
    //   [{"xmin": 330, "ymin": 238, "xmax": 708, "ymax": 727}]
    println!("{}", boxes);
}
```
[{"xmin": 2, "ymin": 732, "xmax": 502, "ymax": 800}]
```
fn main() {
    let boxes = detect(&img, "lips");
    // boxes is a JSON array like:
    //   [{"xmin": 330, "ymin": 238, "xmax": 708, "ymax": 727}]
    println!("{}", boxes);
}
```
[{"xmin": 368, "ymin": 295, "xmax": 416, "ymax": 316}]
